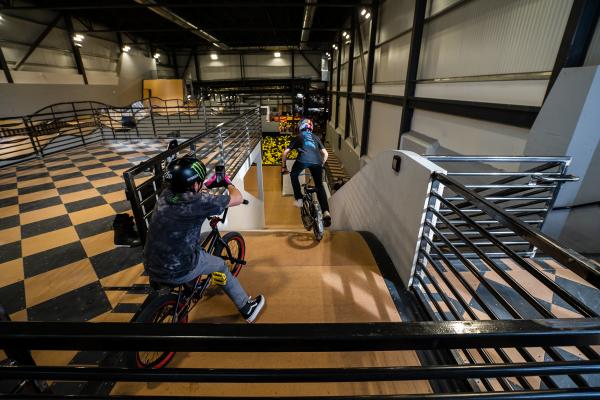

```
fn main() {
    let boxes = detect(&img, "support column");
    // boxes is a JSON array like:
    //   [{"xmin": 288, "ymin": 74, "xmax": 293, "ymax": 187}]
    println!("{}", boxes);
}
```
[
  {"xmin": 343, "ymin": 12, "xmax": 356, "ymax": 139},
  {"xmin": 397, "ymin": 0, "xmax": 426, "ymax": 149},
  {"xmin": 360, "ymin": 0, "xmax": 380, "ymax": 157},
  {"xmin": 335, "ymin": 36, "xmax": 342, "ymax": 128},
  {"xmin": 545, "ymin": 0, "xmax": 600, "ymax": 100},
  {"xmin": 194, "ymin": 49, "xmax": 201, "ymax": 83}
]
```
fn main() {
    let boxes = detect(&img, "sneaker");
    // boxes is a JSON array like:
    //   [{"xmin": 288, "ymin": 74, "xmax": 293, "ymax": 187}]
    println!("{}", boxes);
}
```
[
  {"xmin": 323, "ymin": 211, "xmax": 332, "ymax": 227},
  {"xmin": 240, "ymin": 295, "xmax": 266, "ymax": 323},
  {"xmin": 293, "ymin": 199, "xmax": 303, "ymax": 208}
]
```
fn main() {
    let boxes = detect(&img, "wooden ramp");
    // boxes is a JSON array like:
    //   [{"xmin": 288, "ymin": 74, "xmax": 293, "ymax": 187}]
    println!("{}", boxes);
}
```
[{"xmin": 111, "ymin": 230, "xmax": 432, "ymax": 397}]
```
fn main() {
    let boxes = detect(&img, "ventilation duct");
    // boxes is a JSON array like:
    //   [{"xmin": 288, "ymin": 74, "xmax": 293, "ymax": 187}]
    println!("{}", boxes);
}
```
[
  {"xmin": 134, "ymin": 0, "xmax": 230, "ymax": 50},
  {"xmin": 300, "ymin": 0, "xmax": 317, "ymax": 49}
]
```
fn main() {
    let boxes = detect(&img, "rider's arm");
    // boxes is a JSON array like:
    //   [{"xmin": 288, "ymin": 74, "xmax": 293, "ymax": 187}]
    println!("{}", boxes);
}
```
[
  {"xmin": 321, "ymin": 148, "xmax": 328, "ymax": 166},
  {"xmin": 227, "ymin": 184, "xmax": 244, "ymax": 207},
  {"xmin": 281, "ymin": 148, "xmax": 291, "ymax": 172}
]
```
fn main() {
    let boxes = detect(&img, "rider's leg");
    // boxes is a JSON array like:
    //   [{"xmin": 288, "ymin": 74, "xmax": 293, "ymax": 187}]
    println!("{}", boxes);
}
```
[
  {"xmin": 308, "ymin": 164, "xmax": 329, "ymax": 212},
  {"xmin": 194, "ymin": 250, "xmax": 249, "ymax": 310},
  {"xmin": 289, "ymin": 160, "xmax": 305, "ymax": 201}
]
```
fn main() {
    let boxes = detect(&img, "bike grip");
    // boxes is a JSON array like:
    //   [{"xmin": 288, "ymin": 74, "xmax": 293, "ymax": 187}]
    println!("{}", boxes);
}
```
[{"xmin": 242, "ymin": 199, "xmax": 249, "ymax": 205}]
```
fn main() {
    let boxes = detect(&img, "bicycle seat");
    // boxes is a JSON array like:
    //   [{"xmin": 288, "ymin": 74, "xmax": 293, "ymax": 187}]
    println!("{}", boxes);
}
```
[{"xmin": 149, "ymin": 279, "xmax": 179, "ymax": 291}]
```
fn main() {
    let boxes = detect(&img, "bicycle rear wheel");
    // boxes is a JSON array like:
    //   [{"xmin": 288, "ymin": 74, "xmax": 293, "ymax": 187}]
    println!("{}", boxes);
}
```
[
  {"xmin": 300, "ymin": 198, "xmax": 312, "ymax": 230},
  {"xmin": 213, "ymin": 231, "xmax": 246, "ymax": 277},
  {"xmin": 127, "ymin": 293, "xmax": 188, "ymax": 369}
]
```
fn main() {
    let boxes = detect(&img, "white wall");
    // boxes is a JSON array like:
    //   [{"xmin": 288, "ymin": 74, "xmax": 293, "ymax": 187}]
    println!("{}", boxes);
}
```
[{"xmin": 330, "ymin": 150, "xmax": 445, "ymax": 286}]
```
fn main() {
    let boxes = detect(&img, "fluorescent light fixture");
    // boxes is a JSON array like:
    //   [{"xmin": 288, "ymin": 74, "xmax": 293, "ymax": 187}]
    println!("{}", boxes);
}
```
[
  {"xmin": 274, "ymin": 51, "xmax": 281, "ymax": 58},
  {"xmin": 122, "ymin": 45, "xmax": 131, "ymax": 53},
  {"xmin": 210, "ymin": 53, "xmax": 218, "ymax": 60},
  {"xmin": 73, "ymin": 34, "xmax": 85, "ymax": 42},
  {"xmin": 153, "ymin": 53, "xmax": 160, "ymax": 59},
  {"xmin": 361, "ymin": 9, "xmax": 367, "ymax": 16},
  {"xmin": 365, "ymin": 12, "xmax": 371, "ymax": 19}
]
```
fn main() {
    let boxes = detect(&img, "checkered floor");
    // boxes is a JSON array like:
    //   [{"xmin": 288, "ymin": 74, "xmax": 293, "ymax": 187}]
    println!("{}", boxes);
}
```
[{"xmin": 0, "ymin": 140, "xmax": 171, "ymax": 323}]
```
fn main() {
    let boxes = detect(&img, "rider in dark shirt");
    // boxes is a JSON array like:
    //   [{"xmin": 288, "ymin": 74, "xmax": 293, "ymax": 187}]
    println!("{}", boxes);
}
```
[
  {"xmin": 144, "ymin": 155, "xmax": 265, "ymax": 323},
  {"xmin": 281, "ymin": 118, "xmax": 331, "ymax": 227}
]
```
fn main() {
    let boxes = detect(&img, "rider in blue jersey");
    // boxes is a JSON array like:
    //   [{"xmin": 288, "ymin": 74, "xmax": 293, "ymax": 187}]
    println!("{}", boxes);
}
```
[{"xmin": 281, "ymin": 118, "xmax": 331, "ymax": 227}]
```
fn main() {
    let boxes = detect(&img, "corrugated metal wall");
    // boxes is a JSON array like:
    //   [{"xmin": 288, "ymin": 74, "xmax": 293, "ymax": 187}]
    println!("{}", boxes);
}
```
[
  {"xmin": 327, "ymin": 0, "xmax": 585, "ymax": 164},
  {"xmin": 419, "ymin": 0, "xmax": 573, "ymax": 79}
]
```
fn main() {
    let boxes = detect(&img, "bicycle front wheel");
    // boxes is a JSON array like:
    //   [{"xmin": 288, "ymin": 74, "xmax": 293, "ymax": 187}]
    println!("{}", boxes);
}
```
[
  {"xmin": 312, "ymin": 201, "xmax": 324, "ymax": 242},
  {"xmin": 127, "ymin": 293, "xmax": 188, "ymax": 369},
  {"xmin": 213, "ymin": 231, "xmax": 246, "ymax": 277}
]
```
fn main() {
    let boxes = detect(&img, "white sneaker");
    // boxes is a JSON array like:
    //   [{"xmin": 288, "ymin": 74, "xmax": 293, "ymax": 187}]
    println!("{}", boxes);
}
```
[{"xmin": 293, "ymin": 199, "xmax": 303, "ymax": 208}]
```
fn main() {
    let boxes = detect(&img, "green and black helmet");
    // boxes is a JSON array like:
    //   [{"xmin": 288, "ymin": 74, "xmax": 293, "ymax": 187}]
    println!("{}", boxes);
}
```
[{"xmin": 164, "ymin": 155, "xmax": 207, "ymax": 193}]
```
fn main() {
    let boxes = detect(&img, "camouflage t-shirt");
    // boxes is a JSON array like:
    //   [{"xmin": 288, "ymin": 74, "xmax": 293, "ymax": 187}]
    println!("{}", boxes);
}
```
[{"xmin": 143, "ymin": 188, "xmax": 230, "ymax": 284}]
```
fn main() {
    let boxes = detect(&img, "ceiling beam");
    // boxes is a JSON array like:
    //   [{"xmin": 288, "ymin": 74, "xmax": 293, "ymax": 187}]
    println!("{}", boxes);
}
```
[
  {"xmin": 14, "ymin": 13, "xmax": 62, "ymax": 70},
  {"xmin": 1, "ymin": 3, "xmax": 369, "ymax": 10},
  {"xmin": 0, "ymin": 45, "xmax": 13, "ymax": 83},
  {"xmin": 74, "ymin": 27, "xmax": 347, "ymax": 33},
  {"xmin": 298, "ymin": 50, "xmax": 321, "ymax": 76},
  {"xmin": 64, "ymin": 14, "xmax": 88, "ymax": 84}
]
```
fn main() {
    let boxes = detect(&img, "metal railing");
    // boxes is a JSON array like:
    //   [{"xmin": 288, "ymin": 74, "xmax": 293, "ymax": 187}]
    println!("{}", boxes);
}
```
[
  {"xmin": 425, "ymin": 156, "xmax": 576, "ymax": 257},
  {"xmin": 123, "ymin": 107, "xmax": 261, "ymax": 243},
  {"xmin": 0, "ymin": 98, "xmax": 257, "ymax": 167},
  {"xmin": 413, "ymin": 172, "xmax": 600, "ymax": 392},
  {"xmin": 1, "ymin": 318, "xmax": 599, "ymax": 398}
]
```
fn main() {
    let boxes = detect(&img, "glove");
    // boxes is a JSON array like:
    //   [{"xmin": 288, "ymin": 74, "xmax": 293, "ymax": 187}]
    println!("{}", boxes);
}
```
[
  {"xmin": 281, "ymin": 167, "xmax": 290, "ymax": 175},
  {"xmin": 205, "ymin": 173, "xmax": 233, "ymax": 189}
]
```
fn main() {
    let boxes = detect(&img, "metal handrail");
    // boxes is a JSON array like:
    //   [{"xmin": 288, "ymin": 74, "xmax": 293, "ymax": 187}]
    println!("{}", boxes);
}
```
[
  {"xmin": 433, "ymin": 173, "xmax": 600, "ymax": 287},
  {"xmin": 123, "ymin": 107, "xmax": 261, "ymax": 242}
]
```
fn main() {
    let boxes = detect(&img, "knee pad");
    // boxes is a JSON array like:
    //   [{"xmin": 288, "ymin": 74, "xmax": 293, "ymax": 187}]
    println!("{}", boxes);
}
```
[{"xmin": 211, "ymin": 271, "xmax": 227, "ymax": 286}]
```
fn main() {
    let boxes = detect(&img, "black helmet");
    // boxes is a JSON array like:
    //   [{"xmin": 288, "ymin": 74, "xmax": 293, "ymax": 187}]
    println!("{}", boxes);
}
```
[{"xmin": 164, "ymin": 155, "xmax": 207, "ymax": 193}]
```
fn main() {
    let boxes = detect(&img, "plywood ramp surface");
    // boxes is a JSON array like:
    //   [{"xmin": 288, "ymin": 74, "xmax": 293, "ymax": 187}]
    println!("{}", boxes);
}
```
[{"xmin": 112, "ymin": 231, "xmax": 432, "ymax": 397}]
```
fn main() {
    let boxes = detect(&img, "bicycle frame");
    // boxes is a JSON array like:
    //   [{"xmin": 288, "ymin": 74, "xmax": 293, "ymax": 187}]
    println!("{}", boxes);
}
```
[{"xmin": 168, "ymin": 207, "xmax": 245, "ymax": 322}]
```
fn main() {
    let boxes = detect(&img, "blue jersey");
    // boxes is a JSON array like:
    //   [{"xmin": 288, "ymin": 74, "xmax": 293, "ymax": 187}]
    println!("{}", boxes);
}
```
[{"xmin": 288, "ymin": 131, "xmax": 324, "ymax": 165}]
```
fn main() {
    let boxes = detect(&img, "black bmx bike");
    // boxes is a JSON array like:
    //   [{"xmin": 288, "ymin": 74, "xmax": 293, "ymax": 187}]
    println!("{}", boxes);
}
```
[
  {"xmin": 127, "ymin": 206, "xmax": 246, "ymax": 369},
  {"xmin": 298, "ymin": 171, "xmax": 325, "ymax": 242}
]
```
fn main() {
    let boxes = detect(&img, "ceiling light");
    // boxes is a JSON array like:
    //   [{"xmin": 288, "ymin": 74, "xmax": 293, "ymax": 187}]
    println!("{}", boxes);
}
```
[
  {"xmin": 361, "ymin": 9, "xmax": 367, "ymax": 16},
  {"xmin": 73, "ymin": 34, "xmax": 85, "ymax": 42},
  {"xmin": 365, "ymin": 12, "xmax": 371, "ymax": 19},
  {"xmin": 345, "ymin": 40, "xmax": 350, "ymax": 45},
  {"xmin": 332, "ymin": 44, "xmax": 337, "ymax": 49},
  {"xmin": 274, "ymin": 51, "xmax": 281, "ymax": 58},
  {"xmin": 343, "ymin": 31, "xmax": 348, "ymax": 37},
  {"xmin": 153, "ymin": 53, "xmax": 160, "ymax": 59},
  {"xmin": 210, "ymin": 53, "xmax": 218, "ymax": 60},
  {"xmin": 122, "ymin": 45, "xmax": 131, "ymax": 53},
  {"xmin": 0, "ymin": 14, "xmax": 4, "ymax": 21}
]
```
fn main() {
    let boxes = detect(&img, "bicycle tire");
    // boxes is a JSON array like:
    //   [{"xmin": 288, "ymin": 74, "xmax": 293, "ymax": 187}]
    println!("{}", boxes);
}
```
[
  {"xmin": 213, "ymin": 231, "xmax": 246, "ymax": 277},
  {"xmin": 127, "ymin": 293, "xmax": 188, "ymax": 369},
  {"xmin": 300, "ymin": 199, "xmax": 312, "ymax": 230},
  {"xmin": 312, "ymin": 201, "xmax": 324, "ymax": 242}
]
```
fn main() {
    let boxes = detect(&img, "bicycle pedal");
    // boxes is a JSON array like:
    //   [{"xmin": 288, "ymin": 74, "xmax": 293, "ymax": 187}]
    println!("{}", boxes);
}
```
[{"xmin": 211, "ymin": 272, "xmax": 227, "ymax": 286}]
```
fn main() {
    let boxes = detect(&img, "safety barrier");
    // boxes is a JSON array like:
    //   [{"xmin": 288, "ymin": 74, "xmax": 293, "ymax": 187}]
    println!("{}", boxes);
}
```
[
  {"xmin": 0, "ymin": 98, "xmax": 257, "ymax": 167},
  {"xmin": 123, "ymin": 107, "xmax": 262, "ymax": 242},
  {"xmin": 1, "ymin": 315, "xmax": 599, "ymax": 398},
  {"xmin": 425, "ymin": 156, "xmax": 577, "ymax": 257},
  {"xmin": 413, "ymin": 171, "xmax": 600, "ymax": 391}
]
